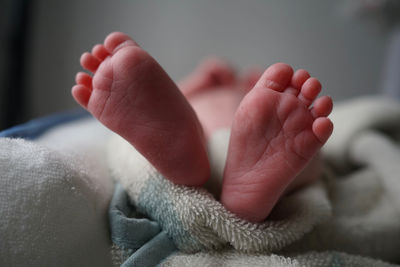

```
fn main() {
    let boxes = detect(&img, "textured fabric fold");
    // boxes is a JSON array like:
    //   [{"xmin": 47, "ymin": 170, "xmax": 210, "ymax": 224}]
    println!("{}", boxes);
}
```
[
  {"xmin": 0, "ymin": 138, "xmax": 112, "ymax": 267},
  {"xmin": 161, "ymin": 250, "xmax": 398, "ymax": 267},
  {"xmin": 109, "ymin": 183, "xmax": 177, "ymax": 266},
  {"xmin": 107, "ymin": 132, "xmax": 331, "ymax": 254},
  {"xmin": 107, "ymin": 96, "xmax": 400, "ymax": 266}
]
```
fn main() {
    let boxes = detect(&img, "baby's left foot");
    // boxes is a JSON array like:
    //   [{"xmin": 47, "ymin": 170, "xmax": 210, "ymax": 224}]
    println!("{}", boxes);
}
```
[{"xmin": 221, "ymin": 63, "xmax": 333, "ymax": 222}]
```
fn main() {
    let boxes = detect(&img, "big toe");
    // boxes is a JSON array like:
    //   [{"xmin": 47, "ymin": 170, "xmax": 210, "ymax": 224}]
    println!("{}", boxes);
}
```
[
  {"xmin": 104, "ymin": 32, "xmax": 139, "ymax": 53},
  {"xmin": 254, "ymin": 63, "xmax": 294, "ymax": 92}
]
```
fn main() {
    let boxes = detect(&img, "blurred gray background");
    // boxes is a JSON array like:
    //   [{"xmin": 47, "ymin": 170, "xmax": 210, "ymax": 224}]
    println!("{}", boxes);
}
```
[{"xmin": 0, "ymin": 0, "xmax": 396, "ymax": 130}]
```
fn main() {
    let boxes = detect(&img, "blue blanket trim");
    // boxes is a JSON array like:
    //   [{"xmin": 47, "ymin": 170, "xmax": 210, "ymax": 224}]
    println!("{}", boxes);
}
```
[
  {"xmin": 109, "ymin": 183, "xmax": 177, "ymax": 267},
  {"xmin": 0, "ymin": 109, "xmax": 90, "ymax": 139}
]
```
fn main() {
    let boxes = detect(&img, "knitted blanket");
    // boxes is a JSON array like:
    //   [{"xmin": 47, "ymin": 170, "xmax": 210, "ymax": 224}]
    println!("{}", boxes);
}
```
[{"xmin": 107, "ymin": 96, "xmax": 400, "ymax": 266}]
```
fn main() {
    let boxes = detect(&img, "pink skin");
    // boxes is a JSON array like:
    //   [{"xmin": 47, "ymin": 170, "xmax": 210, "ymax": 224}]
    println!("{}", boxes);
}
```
[
  {"xmin": 182, "ymin": 63, "xmax": 328, "ymax": 198},
  {"xmin": 72, "ymin": 32, "xmax": 210, "ymax": 186},
  {"xmin": 220, "ymin": 63, "xmax": 333, "ymax": 222},
  {"xmin": 72, "ymin": 32, "xmax": 333, "ymax": 222},
  {"xmin": 178, "ymin": 58, "xmax": 244, "ymax": 138},
  {"xmin": 241, "ymin": 67, "xmax": 264, "ymax": 92},
  {"xmin": 178, "ymin": 57, "xmax": 237, "ymax": 99}
]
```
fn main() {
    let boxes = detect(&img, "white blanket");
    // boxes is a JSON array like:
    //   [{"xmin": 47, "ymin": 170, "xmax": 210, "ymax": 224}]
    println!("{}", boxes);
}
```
[
  {"xmin": 107, "ymin": 96, "xmax": 400, "ymax": 266},
  {"xmin": 0, "ymin": 118, "xmax": 115, "ymax": 266}
]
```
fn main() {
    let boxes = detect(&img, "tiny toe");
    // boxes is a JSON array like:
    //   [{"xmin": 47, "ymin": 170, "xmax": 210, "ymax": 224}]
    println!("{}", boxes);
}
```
[
  {"xmin": 298, "ymin": 77, "xmax": 322, "ymax": 106},
  {"xmin": 75, "ymin": 72, "xmax": 93, "ymax": 89},
  {"xmin": 80, "ymin": 52, "xmax": 101, "ymax": 72},
  {"xmin": 311, "ymin": 96, "xmax": 333, "ymax": 118},
  {"xmin": 91, "ymin": 44, "xmax": 110, "ymax": 60},
  {"xmin": 291, "ymin": 69, "xmax": 310, "ymax": 89},
  {"xmin": 72, "ymin": 84, "xmax": 91, "ymax": 108},
  {"xmin": 286, "ymin": 69, "xmax": 311, "ymax": 96},
  {"xmin": 283, "ymin": 86, "xmax": 299, "ymax": 95},
  {"xmin": 256, "ymin": 62, "xmax": 294, "ymax": 92},
  {"xmin": 312, "ymin": 117, "xmax": 333, "ymax": 144},
  {"xmin": 104, "ymin": 32, "xmax": 138, "ymax": 53}
]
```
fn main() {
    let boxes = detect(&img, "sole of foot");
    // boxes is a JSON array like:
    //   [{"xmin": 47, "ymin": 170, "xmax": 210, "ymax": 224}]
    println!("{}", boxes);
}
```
[
  {"xmin": 72, "ymin": 32, "xmax": 210, "ymax": 186},
  {"xmin": 220, "ymin": 63, "xmax": 333, "ymax": 222}
]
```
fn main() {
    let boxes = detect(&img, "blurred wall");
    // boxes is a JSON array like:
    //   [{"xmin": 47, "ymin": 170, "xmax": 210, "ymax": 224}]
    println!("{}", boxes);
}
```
[
  {"xmin": 26, "ymin": 0, "xmax": 388, "ymax": 120},
  {"xmin": 1, "ymin": 0, "xmax": 32, "ymax": 130}
]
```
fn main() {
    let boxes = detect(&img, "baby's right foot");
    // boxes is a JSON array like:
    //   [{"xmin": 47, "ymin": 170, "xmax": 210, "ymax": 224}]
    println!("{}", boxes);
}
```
[
  {"xmin": 72, "ymin": 32, "xmax": 210, "ymax": 186},
  {"xmin": 221, "ymin": 63, "xmax": 333, "ymax": 222}
]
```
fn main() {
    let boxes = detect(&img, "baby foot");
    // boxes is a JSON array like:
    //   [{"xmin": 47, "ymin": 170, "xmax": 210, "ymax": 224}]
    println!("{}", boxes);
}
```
[
  {"xmin": 221, "ymin": 63, "xmax": 333, "ymax": 222},
  {"xmin": 72, "ymin": 32, "xmax": 210, "ymax": 186},
  {"xmin": 179, "ymin": 57, "xmax": 236, "ymax": 99}
]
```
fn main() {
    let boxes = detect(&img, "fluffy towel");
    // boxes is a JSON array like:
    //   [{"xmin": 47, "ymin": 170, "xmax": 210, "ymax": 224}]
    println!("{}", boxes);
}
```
[
  {"xmin": 162, "ymin": 250, "xmax": 396, "ymax": 267},
  {"xmin": 0, "ymin": 118, "xmax": 114, "ymax": 267},
  {"xmin": 107, "ymin": 96, "xmax": 400, "ymax": 266}
]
